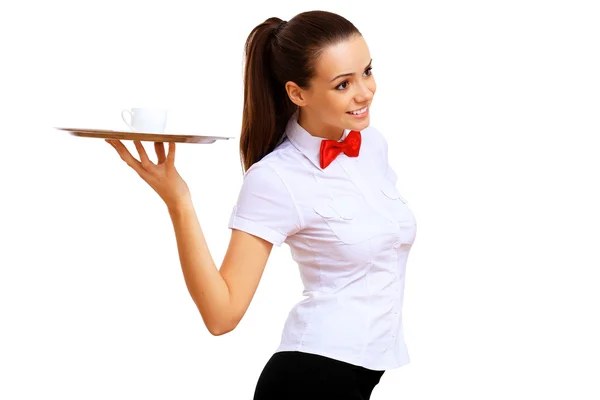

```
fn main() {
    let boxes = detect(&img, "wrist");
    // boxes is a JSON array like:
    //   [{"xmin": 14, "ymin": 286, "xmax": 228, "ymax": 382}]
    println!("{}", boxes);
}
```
[{"xmin": 167, "ymin": 195, "xmax": 194, "ymax": 215}]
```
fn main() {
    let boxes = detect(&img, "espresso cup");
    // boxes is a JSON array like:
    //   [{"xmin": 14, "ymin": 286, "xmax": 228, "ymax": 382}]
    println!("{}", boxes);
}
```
[{"xmin": 121, "ymin": 108, "xmax": 168, "ymax": 133}]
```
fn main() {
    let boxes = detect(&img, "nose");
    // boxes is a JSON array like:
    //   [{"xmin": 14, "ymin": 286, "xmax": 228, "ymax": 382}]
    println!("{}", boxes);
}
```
[{"xmin": 354, "ymin": 80, "xmax": 374, "ymax": 103}]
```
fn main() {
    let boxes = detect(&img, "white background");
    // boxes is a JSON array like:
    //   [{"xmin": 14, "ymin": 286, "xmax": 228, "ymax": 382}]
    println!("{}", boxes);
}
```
[{"xmin": 1, "ymin": 0, "xmax": 599, "ymax": 398}]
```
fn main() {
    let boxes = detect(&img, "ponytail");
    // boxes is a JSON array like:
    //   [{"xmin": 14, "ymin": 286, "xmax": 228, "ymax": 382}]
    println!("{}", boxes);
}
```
[{"xmin": 239, "ymin": 17, "xmax": 296, "ymax": 173}]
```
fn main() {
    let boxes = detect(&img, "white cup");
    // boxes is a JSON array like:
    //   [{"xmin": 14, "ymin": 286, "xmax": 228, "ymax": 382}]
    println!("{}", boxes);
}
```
[{"xmin": 121, "ymin": 108, "xmax": 168, "ymax": 133}]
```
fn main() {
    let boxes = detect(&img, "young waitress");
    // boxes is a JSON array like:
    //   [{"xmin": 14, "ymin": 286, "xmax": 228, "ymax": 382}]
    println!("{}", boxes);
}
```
[{"xmin": 106, "ymin": 10, "xmax": 417, "ymax": 400}]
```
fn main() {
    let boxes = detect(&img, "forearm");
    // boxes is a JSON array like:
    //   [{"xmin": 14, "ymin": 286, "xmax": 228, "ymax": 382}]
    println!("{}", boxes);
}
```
[{"xmin": 167, "ymin": 197, "xmax": 231, "ymax": 335}]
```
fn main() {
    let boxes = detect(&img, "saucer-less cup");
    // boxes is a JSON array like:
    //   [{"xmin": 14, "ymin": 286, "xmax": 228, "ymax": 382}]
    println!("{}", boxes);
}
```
[{"xmin": 121, "ymin": 108, "xmax": 168, "ymax": 133}]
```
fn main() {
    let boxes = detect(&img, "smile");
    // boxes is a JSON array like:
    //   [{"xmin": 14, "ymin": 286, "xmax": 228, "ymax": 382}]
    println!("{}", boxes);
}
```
[{"xmin": 347, "ymin": 106, "xmax": 368, "ymax": 115}]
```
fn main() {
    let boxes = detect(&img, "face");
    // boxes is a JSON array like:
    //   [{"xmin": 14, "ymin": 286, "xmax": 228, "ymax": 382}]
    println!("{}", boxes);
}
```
[{"xmin": 286, "ymin": 34, "xmax": 376, "ymax": 140}]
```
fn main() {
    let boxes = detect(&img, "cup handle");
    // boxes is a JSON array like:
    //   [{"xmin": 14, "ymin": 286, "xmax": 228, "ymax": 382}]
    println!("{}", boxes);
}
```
[{"xmin": 121, "ymin": 109, "xmax": 134, "ymax": 131}]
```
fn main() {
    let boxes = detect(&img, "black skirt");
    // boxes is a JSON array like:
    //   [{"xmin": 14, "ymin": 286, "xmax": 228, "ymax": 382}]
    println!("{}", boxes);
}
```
[{"xmin": 253, "ymin": 351, "xmax": 386, "ymax": 400}]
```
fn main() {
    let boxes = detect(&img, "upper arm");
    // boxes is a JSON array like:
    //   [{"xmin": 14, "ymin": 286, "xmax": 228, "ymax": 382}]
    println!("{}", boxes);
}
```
[
  {"xmin": 220, "ymin": 162, "xmax": 302, "ymax": 333},
  {"xmin": 218, "ymin": 228, "xmax": 272, "ymax": 332}
]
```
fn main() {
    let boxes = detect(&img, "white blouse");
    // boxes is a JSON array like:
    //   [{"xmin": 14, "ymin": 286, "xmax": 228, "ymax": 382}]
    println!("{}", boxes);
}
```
[{"xmin": 228, "ymin": 109, "xmax": 417, "ymax": 370}]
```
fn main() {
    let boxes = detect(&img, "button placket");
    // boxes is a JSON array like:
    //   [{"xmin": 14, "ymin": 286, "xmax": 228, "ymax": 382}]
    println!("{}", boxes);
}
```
[{"xmin": 391, "ymin": 306, "xmax": 401, "ymax": 339}]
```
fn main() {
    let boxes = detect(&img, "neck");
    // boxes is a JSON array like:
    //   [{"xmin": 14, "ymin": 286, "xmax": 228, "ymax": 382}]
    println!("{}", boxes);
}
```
[{"xmin": 297, "ymin": 108, "xmax": 344, "ymax": 141}]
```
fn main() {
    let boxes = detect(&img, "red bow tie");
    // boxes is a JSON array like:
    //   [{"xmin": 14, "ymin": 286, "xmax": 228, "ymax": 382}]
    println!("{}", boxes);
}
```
[{"xmin": 319, "ymin": 130, "xmax": 362, "ymax": 169}]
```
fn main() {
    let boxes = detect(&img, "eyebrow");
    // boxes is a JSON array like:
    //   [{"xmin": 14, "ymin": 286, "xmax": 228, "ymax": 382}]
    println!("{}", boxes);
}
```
[{"xmin": 329, "ymin": 59, "xmax": 373, "ymax": 83}]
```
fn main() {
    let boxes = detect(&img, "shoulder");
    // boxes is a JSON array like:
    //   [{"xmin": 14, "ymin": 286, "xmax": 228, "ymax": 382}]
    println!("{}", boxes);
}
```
[
  {"xmin": 245, "ymin": 139, "xmax": 297, "ymax": 177},
  {"xmin": 242, "ymin": 148, "xmax": 292, "ymax": 194},
  {"xmin": 362, "ymin": 124, "xmax": 389, "ymax": 155}
]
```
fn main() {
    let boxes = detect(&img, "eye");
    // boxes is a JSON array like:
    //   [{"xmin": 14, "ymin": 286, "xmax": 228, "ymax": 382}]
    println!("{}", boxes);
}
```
[
  {"xmin": 335, "ymin": 66, "xmax": 374, "ymax": 91},
  {"xmin": 336, "ymin": 81, "xmax": 349, "ymax": 90}
]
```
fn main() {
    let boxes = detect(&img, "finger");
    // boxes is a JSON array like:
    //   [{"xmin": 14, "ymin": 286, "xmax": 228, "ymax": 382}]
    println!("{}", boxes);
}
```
[
  {"xmin": 106, "ymin": 139, "xmax": 120, "ymax": 151},
  {"xmin": 134, "ymin": 140, "xmax": 154, "ymax": 169},
  {"xmin": 109, "ymin": 140, "xmax": 150, "ymax": 179},
  {"xmin": 155, "ymin": 142, "xmax": 166, "ymax": 164},
  {"xmin": 167, "ymin": 142, "xmax": 176, "ymax": 166}
]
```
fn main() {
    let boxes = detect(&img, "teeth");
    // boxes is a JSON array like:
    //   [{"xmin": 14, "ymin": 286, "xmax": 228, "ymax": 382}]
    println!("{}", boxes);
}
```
[{"xmin": 349, "ymin": 106, "xmax": 367, "ymax": 115}]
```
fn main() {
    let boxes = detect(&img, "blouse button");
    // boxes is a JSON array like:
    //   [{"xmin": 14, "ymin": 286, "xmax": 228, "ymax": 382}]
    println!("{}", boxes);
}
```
[{"xmin": 393, "ymin": 241, "xmax": 401, "ymax": 249}]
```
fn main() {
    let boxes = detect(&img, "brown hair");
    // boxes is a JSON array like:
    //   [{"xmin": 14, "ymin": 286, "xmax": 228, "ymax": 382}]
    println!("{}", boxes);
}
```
[{"xmin": 239, "ymin": 10, "xmax": 361, "ymax": 173}]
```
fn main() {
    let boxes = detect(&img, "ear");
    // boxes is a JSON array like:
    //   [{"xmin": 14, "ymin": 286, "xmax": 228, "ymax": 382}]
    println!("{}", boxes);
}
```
[{"xmin": 285, "ymin": 81, "xmax": 309, "ymax": 107}]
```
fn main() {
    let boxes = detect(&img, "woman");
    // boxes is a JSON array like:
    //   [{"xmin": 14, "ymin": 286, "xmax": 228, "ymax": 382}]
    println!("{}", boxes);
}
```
[{"xmin": 106, "ymin": 10, "xmax": 417, "ymax": 400}]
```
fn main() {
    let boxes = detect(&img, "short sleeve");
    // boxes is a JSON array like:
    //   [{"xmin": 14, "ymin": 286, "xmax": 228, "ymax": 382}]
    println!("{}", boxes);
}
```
[{"xmin": 228, "ymin": 163, "xmax": 302, "ymax": 246}]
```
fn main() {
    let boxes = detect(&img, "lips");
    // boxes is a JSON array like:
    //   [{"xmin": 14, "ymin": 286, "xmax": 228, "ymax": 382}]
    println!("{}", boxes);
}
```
[{"xmin": 347, "ymin": 106, "xmax": 368, "ymax": 115}]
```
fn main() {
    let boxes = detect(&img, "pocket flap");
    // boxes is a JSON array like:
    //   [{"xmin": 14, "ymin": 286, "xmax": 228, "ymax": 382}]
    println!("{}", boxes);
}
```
[
  {"xmin": 314, "ymin": 198, "xmax": 358, "ymax": 220},
  {"xmin": 381, "ymin": 183, "xmax": 408, "ymax": 204},
  {"xmin": 381, "ymin": 184, "xmax": 401, "ymax": 199},
  {"xmin": 330, "ymin": 200, "xmax": 356, "ymax": 220},
  {"xmin": 313, "ymin": 202, "xmax": 336, "ymax": 219}
]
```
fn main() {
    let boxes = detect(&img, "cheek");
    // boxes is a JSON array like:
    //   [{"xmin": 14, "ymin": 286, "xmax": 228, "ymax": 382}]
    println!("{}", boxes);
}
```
[{"xmin": 323, "ymin": 92, "xmax": 348, "ymax": 114}]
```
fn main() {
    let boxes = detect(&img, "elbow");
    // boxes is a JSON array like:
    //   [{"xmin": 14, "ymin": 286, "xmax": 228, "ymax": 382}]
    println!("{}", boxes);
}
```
[
  {"xmin": 208, "ymin": 327, "xmax": 233, "ymax": 336},
  {"xmin": 208, "ymin": 323, "xmax": 235, "ymax": 336},
  {"xmin": 208, "ymin": 315, "xmax": 238, "ymax": 336},
  {"xmin": 203, "ymin": 295, "xmax": 239, "ymax": 336}
]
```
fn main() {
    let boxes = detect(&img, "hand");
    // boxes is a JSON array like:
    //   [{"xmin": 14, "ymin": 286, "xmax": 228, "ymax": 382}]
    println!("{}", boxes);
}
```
[{"xmin": 106, "ymin": 139, "xmax": 191, "ymax": 209}]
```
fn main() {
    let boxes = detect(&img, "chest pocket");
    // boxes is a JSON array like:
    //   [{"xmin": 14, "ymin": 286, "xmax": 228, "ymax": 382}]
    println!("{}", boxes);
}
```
[
  {"xmin": 313, "ymin": 196, "xmax": 382, "ymax": 245},
  {"xmin": 380, "ymin": 181, "xmax": 417, "ymax": 227}
]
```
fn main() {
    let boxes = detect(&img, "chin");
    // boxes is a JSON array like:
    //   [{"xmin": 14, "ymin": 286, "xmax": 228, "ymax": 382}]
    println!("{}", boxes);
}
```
[
  {"xmin": 353, "ymin": 118, "xmax": 370, "ymax": 129},
  {"xmin": 339, "ymin": 114, "xmax": 370, "ymax": 132}
]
